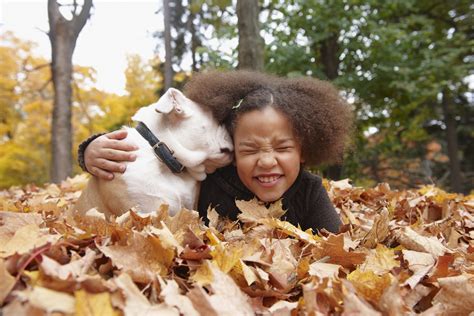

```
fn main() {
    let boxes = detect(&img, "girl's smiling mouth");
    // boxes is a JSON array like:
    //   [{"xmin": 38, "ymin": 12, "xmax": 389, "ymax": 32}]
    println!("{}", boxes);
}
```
[{"xmin": 255, "ymin": 174, "xmax": 282, "ymax": 186}]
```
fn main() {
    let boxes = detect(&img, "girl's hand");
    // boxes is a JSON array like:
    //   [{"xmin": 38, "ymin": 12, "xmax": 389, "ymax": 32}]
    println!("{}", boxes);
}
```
[{"xmin": 84, "ymin": 130, "xmax": 138, "ymax": 180}]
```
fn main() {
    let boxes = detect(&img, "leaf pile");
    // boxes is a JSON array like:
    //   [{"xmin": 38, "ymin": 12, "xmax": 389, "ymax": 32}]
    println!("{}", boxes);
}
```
[{"xmin": 0, "ymin": 175, "xmax": 473, "ymax": 315}]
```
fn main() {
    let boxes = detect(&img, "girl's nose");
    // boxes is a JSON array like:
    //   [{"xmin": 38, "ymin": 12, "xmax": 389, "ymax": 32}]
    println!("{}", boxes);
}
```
[{"xmin": 257, "ymin": 152, "xmax": 277, "ymax": 168}]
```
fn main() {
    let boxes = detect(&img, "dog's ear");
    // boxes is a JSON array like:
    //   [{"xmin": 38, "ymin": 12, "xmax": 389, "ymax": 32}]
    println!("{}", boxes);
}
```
[{"xmin": 154, "ymin": 88, "xmax": 187, "ymax": 117}]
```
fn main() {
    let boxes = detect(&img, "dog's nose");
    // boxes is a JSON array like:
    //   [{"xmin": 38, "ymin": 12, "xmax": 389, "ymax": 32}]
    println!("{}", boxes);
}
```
[{"xmin": 220, "ymin": 147, "xmax": 232, "ymax": 154}]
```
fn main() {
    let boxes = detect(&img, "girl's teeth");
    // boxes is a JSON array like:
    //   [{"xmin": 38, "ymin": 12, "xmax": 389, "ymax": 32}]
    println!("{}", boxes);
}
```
[{"xmin": 258, "ymin": 176, "xmax": 279, "ymax": 183}]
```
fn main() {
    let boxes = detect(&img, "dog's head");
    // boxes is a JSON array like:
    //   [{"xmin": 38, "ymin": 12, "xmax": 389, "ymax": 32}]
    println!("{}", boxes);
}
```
[{"xmin": 132, "ymin": 88, "xmax": 233, "ymax": 180}]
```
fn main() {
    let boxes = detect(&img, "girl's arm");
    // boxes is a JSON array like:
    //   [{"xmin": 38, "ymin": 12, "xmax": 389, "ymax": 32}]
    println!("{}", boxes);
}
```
[{"xmin": 78, "ymin": 130, "xmax": 138, "ymax": 180}]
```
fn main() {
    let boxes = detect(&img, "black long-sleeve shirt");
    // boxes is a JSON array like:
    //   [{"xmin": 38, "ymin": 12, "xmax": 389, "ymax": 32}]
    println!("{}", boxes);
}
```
[{"xmin": 198, "ymin": 165, "xmax": 341, "ymax": 233}]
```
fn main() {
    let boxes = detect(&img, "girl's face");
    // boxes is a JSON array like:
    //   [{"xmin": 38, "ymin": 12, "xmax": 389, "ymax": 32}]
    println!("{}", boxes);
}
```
[{"xmin": 233, "ymin": 107, "xmax": 302, "ymax": 202}]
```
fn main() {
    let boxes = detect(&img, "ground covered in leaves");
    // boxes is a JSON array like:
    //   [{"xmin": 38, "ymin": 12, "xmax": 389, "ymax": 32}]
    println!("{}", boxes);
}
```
[{"xmin": 0, "ymin": 175, "xmax": 473, "ymax": 315}]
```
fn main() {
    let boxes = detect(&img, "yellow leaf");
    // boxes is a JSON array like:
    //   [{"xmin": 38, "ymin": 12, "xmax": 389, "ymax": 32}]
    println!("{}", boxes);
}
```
[
  {"xmin": 0, "ymin": 224, "xmax": 60, "ymax": 258},
  {"xmin": 347, "ymin": 269, "xmax": 392, "ymax": 303},
  {"xmin": 263, "ymin": 218, "xmax": 317, "ymax": 245},
  {"xmin": 360, "ymin": 244, "xmax": 399, "ymax": 275},
  {"xmin": 211, "ymin": 242, "xmax": 242, "ymax": 273},
  {"xmin": 191, "ymin": 260, "xmax": 214, "ymax": 286},
  {"xmin": 75, "ymin": 290, "xmax": 119, "ymax": 316},
  {"xmin": 236, "ymin": 198, "xmax": 286, "ymax": 223}
]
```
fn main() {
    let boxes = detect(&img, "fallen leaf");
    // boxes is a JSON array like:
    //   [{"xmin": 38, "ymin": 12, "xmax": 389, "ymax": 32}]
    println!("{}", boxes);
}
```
[
  {"xmin": 0, "ymin": 259, "xmax": 15, "ymax": 304},
  {"xmin": 40, "ymin": 248, "xmax": 96, "ymax": 280},
  {"xmin": 14, "ymin": 286, "xmax": 75, "ymax": 314},
  {"xmin": 114, "ymin": 273, "xmax": 178, "ymax": 315},
  {"xmin": 360, "ymin": 244, "xmax": 399, "ymax": 275},
  {"xmin": 75, "ymin": 289, "xmax": 119, "ymax": 316},
  {"xmin": 0, "ymin": 224, "xmax": 60, "ymax": 258},
  {"xmin": 236, "ymin": 198, "xmax": 286, "ymax": 223},
  {"xmin": 431, "ymin": 274, "xmax": 474, "ymax": 315},
  {"xmin": 97, "ymin": 231, "xmax": 174, "ymax": 283},
  {"xmin": 159, "ymin": 278, "xmax": 200, "ymax": 316},
  {"xmin": 396, "ymin": 226, "xmax": 450, "ymax": 258},
  {"xmin": 308, "ymin": 262, "xmax": 341, "ymax": 279},
  {"xmin": 347, "ymin": 269, "xmax": 392, "ymax": 303}
]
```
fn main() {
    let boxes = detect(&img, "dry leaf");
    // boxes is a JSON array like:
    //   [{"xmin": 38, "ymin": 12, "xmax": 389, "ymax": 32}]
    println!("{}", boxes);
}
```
[
  {"xmin": 431, "ymin": 274, "xmax": 474, "ymax": 315},
  {"xmin": 75, "ymin": 289, "xmax": 119, "ymax": 316},
  {"xmin": 360, "ymin": 244, "xmax": 399, "ymax": 275},
  {"xmin": 40, "ymin": 248, "xmax": 96, "ymax": 280},
  {"xmin": 114, "ymin": 273, "xmax": 178, "ymax": 315},
  {"xmin": 0, "ymin": 224, "xmax": 60, "ymax": 258},
  {"xmin": 396, "ymin": 226, "xmax": 450, "ymax": 258},
  {"xmin": 308, "ymin": 262, "xmax": 341, "ymax": 279},
  {"xmin": 97, "ymin": 231, "xmax": 174, "ymax": 283},
  {"xmin": 0, "ymin": 259, "xmax": 15, "ymax": 304},
  {"xmin": 159, "ymin": 278, "xmax": 200, "ymax": 316},
  {"xmin": 236, "ymin": 198, "xmax": 286, "ymax": 223},
  {"xmin": 14, "ymin": 286, "xmax": 75, "ymax": 314}
]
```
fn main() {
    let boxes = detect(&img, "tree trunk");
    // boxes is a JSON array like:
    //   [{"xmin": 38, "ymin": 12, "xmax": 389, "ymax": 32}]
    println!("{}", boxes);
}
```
[
  {"xmin": 48, "ymin": 0, "xmax": 92, "ymax": 183},
  {"xmin": 441, "ymin": 89, "xmax": 463, "ymax": 193},
  {"xmin": 163, "ymin": 0, "xmax": 173, "ymax": 90},
  {"xmin": 319, "ymin": 33, "xmax": 343, "ymax": 180},
  {"xmin": 236, "ymin": 0, "xmax": 264, "ymax": 71}
]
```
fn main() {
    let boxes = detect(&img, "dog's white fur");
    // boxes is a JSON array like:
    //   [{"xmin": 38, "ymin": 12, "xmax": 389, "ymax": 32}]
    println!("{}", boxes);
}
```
[{"xmin": 75, "ymin": 88, "xmax": 233, "ymax": 218}]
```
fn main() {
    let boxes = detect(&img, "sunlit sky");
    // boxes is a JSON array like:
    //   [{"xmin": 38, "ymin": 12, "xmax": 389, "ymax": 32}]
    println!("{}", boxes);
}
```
[{"xmin": 0, "ymin": 0, "xmax": 162, "ymax": 95}]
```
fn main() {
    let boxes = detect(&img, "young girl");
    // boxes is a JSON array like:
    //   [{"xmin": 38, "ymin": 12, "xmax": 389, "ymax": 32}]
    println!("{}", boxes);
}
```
[{"xmin": 78, "ymin": 71, "xmax": 353, "ymax": 233}]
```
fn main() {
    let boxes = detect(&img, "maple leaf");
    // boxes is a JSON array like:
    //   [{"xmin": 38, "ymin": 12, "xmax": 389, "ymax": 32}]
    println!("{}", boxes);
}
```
[
  {"xmin": 14, "ymin": 286, "xmax": 76, "ymax": 314},
  {"xmin": 75, "ymin": 289, "xmax": 120, "ymax": 316},
  {"xmin": 96, "ymin": 231, "xmax": 175, "ymax": 283},
  {"xmin": 159, "ymin": 277, "xmax": 200, "ymax": 316},
  {"xmin": 312, "ymin": 234, "xmax": 366, "ymax": 268},
  {"xmin": 359, "ymin": 244, "xmax": 399, "ymax": 275},
  {"xmin": 401, "ymin": 250, "xmax": 435, "ymax": 288},
  {"xmin": 396, "ymin": 226, "xmax": 450, "ymax": 258},
  {"xmin": 0, "ymin": 223, "xmax": 60, "ymax": 258},
  {"xmin": 309, "ymin": 262, "xmax": 342, "ymax": 279},
  {"xmin": 40, "ymin": 248, "xmax": 97, "ymax": 281},
  {"xmin": 347, "ymin": 269, "xmax": 392, "ymax": 304},
  {"xmin": 0, "ymin": 211, "xmax": 43, "ymax": 240},
  {"xmin": 431, "ymin": 274, "xmax": 474, "ymax": 314},
  {"xmin": 0, "ymin": 259, "xmax": 15, "ymax": 304},
  {"xmin": 236, "ymin": 198, "xmax": 286, "ymax": 223},
  {"xmin": 114, "ymin": 273, "xmax": 178, "ymax": 315},
  {"xmin": 360, "ymin": 207, "xmax": 390, "ymax": 248},
  {"xmin": 188, "ymin": 263, "xmax": 254, "ymax": 316}
]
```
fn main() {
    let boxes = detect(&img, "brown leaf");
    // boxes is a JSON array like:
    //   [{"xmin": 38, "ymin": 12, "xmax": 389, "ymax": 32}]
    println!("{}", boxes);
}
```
[
  {"xmin": 360, "ymin": 208, "xmax": 390, "ymax": 248},
  {"xmin": 97, "ymin": 231, "xmax": 175, "ymax": 283},
  {"xmin": 431, "ymin": 274, "xmax": 474, "ymax": 315},
  {"xmin": 0, "ymin": 259, "xmax": 15, "ymax": 304},
  {"xmin": 40, "ymin": 248, "xmax": 96, "ymax": 281},
  {"xmin": 236, "ymin": 198, "xmax": 286, "ymax": 223},
  {"xmin": 0, "ymin": 224, "xmax": 60, "ymax": 258},
  {"xmin": 313, "ymin": 234, "xmax": 366, "ymax": 268},
  {"xmin": 396, "ymin": 226, "xmax": 450, "ymax": 258},
  {"xmin": 113, "ymin": 273, "xmax": 178, "ymax": 315}
]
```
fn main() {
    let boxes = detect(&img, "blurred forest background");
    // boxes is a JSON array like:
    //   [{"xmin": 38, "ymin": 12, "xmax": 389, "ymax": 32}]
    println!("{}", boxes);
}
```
[{"xmin": 0, "ymin": 0, "xmax": 472, "ymax": 194}]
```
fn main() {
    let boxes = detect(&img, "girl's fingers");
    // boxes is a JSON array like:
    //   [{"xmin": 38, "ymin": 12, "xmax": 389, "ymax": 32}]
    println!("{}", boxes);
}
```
[
  {"xmin": 88, "ymin": 166, "xmax": 114, "ymax": 180},
  {"xmin": 101, "ymin": 148, "xmax": 137, "ymax": 162},
  {"xmin": 107, "ymin": 138, "xmax": 139, "ymax": 151},
  {"xmin": 106, "ymin": 129, "xmax": 128, "ymax": 140},
  {"xmin": 96, "ymin": 158, "xmax": 127, "ymax": 173}
]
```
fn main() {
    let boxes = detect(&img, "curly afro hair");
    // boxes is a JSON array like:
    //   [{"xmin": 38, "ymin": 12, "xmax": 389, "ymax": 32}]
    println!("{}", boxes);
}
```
[{"xmin": 184, "ymin": 70, "xmax": 353, "ymax": 166}]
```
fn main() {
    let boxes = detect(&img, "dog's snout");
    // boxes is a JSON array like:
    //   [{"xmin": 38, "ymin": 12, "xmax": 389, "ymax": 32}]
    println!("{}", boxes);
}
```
[{"xmin": 220, "ymin": 147, "xmax": 232, "ymax": 154}]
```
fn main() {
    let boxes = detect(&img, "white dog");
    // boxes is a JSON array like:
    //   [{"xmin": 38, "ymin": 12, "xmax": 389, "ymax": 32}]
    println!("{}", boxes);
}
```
[{"xmin": 75, "ymin": 88, "xmax": 233, "ymax": 218}]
